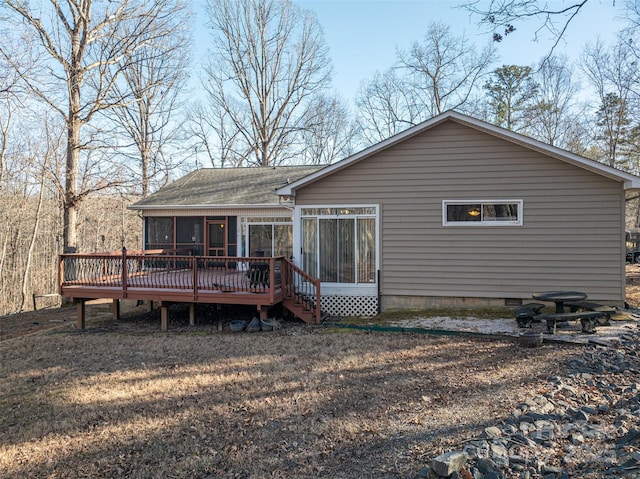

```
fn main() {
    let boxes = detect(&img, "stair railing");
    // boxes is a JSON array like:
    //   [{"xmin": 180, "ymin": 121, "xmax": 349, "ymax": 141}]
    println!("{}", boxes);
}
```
[{"xmin": 281, "ymin": 257, "xmax": 321, "ymax": 324}]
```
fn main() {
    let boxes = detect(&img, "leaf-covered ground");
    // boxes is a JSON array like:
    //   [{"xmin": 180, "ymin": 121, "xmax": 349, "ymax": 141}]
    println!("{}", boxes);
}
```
[
  {"xmin": 1, "ymin": 268, "xmax": 637, "ymax": 479},
  {"xmin": 0, "ymin": 306, "xmax": 580, "ymax": 479}
]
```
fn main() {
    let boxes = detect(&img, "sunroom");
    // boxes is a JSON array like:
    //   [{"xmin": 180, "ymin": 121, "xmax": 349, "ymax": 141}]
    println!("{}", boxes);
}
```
[{"xmin": 292, "ymin": 205, "xmax": 379, "ymax": 316}]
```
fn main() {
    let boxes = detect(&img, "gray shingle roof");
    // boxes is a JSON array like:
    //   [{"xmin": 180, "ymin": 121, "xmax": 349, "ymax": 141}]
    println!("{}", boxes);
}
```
[{"xmin": 132, "ymin": 165, "xmax": 325, "ymax": 208}]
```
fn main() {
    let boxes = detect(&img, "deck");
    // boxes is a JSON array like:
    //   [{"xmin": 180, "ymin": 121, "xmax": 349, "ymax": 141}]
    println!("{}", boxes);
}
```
[{"xmin": 59, "ymin": 249, "xmax": 321, "ymax": 330}]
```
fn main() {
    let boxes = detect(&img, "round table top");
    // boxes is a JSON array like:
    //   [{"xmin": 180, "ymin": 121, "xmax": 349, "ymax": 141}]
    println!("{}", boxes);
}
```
[{"xmin": 531, "ymin": 291, "xmax": 588, "ymax": 302}]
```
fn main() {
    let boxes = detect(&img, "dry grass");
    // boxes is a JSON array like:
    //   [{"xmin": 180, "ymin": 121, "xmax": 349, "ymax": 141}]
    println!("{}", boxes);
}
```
[
  {"xmin": 0, "ymin": 303, "xmax": 581, "ymax": 479},
  {"xmin": 8, "ymin": 263, "xmax": 640, "ymax": 479}
]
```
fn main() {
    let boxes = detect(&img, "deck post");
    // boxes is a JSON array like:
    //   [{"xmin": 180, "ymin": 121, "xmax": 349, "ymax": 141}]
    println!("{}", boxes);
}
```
[
  {"xmin": 192, "ymin": 257, "xmax": 198, "ymax": 301},
  {"xmin": 76, "ymin": 300, "xmax": 86, "ymax": 329},
  {"xmin": 268, "ymin": 258, "xmax": 275, "ymax": 303},
  {"xmin": 160, "ymin": 302, "xmax": 169, "ymax": 331},
  {"xmin": 314, "ymin": 278, "xmax": 321, "ymax": 324},
  {"xmin": 58, "ymin": 256, "xmax": 64, "ymax": 295},
  {"xmin": 189, "ymin": 303, "xmax": 196, "ymax": 326},
  {"xmin": 112, "ymin": 299, "xmax": 120, "ymax": 320},
  {"xmin": 257, "ymin": 305, "xmax": 268, "ymax": 320},
  {"xmin": 121, "ymin": 247, "xmax": 128, "ymax": 298}
]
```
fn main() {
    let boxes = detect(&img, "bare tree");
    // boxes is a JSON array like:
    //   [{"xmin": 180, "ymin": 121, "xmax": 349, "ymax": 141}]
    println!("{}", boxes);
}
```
[
  {"xmin": 204, "ymin": 0, "xmax": 332, "ymax": 167},
  {"xmin": 185, "ymin": 84, "xmax": 249, "ymax": 169},
  {"xmin": 299, "ymin": 94, "xmax": 355, "ymax": 165},
  {"xmin": 355, "ymin": 69, "xmax": 419, "ymax": 146},
  {"xmin": 0, "ymin": 26, "xmax": 41, "ymax": 186},
  {"xmin": 355, "ymin": 22, "xmax": 495, "ymax": 145},
  {"xmin": 1, "ymin": 0, "xmax": 186, "ymax": 251},
  {"xmin": 462, "ymin": 0, "xmax": 590, "ymax": 60},
  {"xmin": 581, "ymin": 39, "xmax": 640, "ymax": 168},
  {"xmin": 107, "ymin": 2, "xmax": 191, "ymax": 197},
  {"xmin": 524, "ymin": 55, "xmax": 584, "ymax": 148},
  {"xmin": 398, "ymin": 22, "xmax": 496, "ymax": 117},
  {"xmin": 20, "ymin": 117, "xmax": 63, "ymax": 311}
]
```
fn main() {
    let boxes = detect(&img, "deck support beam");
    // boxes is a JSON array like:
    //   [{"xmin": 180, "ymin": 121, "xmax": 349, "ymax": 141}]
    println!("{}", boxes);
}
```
[
  {"xmin": 112, "ymin": 299, "xmax": 120, "ymax": 321},
  {"xmin": 189, "ymin": 303, "xmax": 196, "ymax": 326},
  {"xmin": 160, "ymin": 301, "xmax": 171, "ymax": 331},
  {"xmin": 76, "ymin": 300, "xmax": 85, "ymax": 329},
  {"xmin": 257, "ymin": 305, "xmax": 268, "ymax": 320}
]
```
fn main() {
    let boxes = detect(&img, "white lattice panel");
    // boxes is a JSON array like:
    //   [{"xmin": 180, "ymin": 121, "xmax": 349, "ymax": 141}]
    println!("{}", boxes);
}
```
[{"xmin": 320, "ymin": 295, "xmax": 378, "ymax": 317}]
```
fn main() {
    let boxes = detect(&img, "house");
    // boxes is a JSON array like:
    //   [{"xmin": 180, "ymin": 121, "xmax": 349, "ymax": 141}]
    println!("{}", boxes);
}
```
[
  {"xmin": 274, "ymin": 111, "xmax": 640, "ymax": 315},
  {"xmin": 62, "ymin": 111, "xmax": 640, "ymax": 327}
]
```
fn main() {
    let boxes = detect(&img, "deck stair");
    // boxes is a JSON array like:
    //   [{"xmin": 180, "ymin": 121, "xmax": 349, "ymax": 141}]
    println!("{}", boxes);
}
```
[{"xmin": 281, "ymin": 258, "xmax": 322, "ymax": 324}]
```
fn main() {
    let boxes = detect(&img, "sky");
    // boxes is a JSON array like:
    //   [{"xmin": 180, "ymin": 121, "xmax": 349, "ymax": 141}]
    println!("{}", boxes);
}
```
[
  {"xmin": 293, "ymin": 0, "xmax": 626, "ymax": 102},
  {"xmin": 193, "ymin": 0, "xmax": 627, "ymax": 104}
]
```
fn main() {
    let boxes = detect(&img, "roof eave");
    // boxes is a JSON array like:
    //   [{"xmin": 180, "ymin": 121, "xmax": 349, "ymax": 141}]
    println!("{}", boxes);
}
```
[{"xmin": 129, "ymin": 203, "xmax": 286, "ymax": 211}]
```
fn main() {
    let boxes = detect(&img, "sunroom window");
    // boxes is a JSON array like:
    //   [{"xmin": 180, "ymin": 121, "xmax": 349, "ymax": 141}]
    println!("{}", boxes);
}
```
[
  {"xmin": 301, "ymin": 207, "xmax": 376, "ymax": 284},
  {"xmin": 146, "ymin": 217, "xmax": 174, "ymax": 249},
  {"xmin": 241, "ymin": 217, "xmax": 293, "ymax": 258},
  {"xmin": 443, "ymin": 200, "xmax": 523, "ymax": 226}
]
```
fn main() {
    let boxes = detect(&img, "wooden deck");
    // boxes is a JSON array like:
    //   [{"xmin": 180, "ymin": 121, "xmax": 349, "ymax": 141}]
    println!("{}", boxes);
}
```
[{"xmin": 59, "ymin": 250, "xmax": 321, "ymax": 330}]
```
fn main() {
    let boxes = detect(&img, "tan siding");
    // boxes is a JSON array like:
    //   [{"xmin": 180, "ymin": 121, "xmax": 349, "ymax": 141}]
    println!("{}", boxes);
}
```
[{"xmin": 296, "ymin": 120, "xmax": 626, "ymax": 303}]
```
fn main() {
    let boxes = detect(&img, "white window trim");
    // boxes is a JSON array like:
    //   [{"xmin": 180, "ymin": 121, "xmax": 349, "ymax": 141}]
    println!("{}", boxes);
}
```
[
  {"xmin": 293, "ymin": 204, "xmax": 379, "ymax": 292},
  {"xmin": 442, "ymin": 200, "xmax": 523, "ymax": 226},
  {"xmin": 239, "ymin": 215, "xmax": 293, "ymax": 257}
]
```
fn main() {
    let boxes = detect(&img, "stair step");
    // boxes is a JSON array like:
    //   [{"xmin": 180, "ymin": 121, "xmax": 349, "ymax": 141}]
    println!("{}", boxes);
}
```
[{"xmin": 282, "ymin": 299, "xmax": 319, "ymax": 324}]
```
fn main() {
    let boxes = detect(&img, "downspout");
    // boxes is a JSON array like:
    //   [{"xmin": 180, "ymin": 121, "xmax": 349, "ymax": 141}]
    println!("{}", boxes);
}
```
[{"xmin": 377, "ymin": 269, "xmax": 381, "ymax": 314}]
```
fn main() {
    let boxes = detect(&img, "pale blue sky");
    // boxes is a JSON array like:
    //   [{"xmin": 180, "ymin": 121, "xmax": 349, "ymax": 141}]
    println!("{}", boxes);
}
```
[
  {"xmin": 294, "ymin": 0, "xmax": 625, "ymax": 102},
  {"xmin": 193, "ymin": 1, "xmax": 626, "ymax": 103}
]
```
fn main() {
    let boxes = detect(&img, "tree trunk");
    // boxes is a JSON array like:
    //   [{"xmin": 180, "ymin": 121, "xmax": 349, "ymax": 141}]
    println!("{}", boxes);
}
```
[
  {"xmin": 20, "ymin": 161, "xmax": 46, "ymax": 311},
  {"xmin": 141, "ymin": 149, "xmax": 149, "ymax": 197},
  {"xmin": 64, "ymin": 75, "xmax": 82, "ymax": 252}
]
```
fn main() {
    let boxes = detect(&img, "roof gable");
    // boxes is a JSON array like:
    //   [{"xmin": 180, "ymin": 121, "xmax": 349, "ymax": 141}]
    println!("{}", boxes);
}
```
[{"xmin": 276, "ymin": 111, "xmax": 640, "ymax": 195}]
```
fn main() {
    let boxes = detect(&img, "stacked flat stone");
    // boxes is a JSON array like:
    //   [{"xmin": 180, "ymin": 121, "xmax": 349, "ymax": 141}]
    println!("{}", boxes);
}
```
[{"xmin": 415, "ymin": 323, "xmax": 640, "ymax": 479}]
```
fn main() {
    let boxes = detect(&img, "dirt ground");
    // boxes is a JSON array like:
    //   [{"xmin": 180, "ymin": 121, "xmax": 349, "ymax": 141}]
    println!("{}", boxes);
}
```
[{"xmin": 0, "ymin": 271, "xmax": 638, "ymax": 478}]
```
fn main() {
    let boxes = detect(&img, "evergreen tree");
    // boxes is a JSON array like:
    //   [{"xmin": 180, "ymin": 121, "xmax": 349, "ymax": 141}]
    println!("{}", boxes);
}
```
[{"xmin": 483, "ymin": 65, "xmax": 539, "ymax": 131}]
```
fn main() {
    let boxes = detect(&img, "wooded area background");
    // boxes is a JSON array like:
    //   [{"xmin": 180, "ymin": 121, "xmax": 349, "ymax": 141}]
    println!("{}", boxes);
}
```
[{"xmin": 1, "ymin": 0, "xmax": 640, "ymax": 315}]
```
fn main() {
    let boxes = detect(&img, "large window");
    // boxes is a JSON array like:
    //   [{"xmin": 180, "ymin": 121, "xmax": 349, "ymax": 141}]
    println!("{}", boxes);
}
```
[
  {"xmin": 242, "ymin": 217, "xmax": 293, "ymax": 258},
  {"xmin": 145, "ymin": 217, "xmax": 208, "ymax": 254},
  {"xmin": 301, "ymin": 207, "xmax": 376, "ymax": 284},
  {"xmin": 443, "ymin": 200, "xmax": 523, "ymax": 226}
]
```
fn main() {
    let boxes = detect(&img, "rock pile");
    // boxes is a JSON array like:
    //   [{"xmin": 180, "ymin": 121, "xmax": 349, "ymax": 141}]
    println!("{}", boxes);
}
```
[{"xmin": 416, "ymin": 322, "xmax": 640, "ymax": 479}]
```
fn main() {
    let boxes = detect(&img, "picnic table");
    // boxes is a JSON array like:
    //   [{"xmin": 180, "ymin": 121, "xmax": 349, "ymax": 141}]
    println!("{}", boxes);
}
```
[
  {"xmin": 531, "ymin": 291, "xmax": 588, "ymax": 314},
  {"xmin": 517, "ymin": 291, "xmax": 615, "ymax": 334}
]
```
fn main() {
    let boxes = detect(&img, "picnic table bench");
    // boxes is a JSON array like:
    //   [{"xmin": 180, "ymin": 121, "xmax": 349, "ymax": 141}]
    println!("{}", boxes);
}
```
[
  {"xmin": 538, "ymin": 310, "xmax": 607, "ymax": 334},
  {"xmin": 564, "ymin": 300, "xmax": 616, "ymax": 324},
  {"xmin": 515, "ymin": 295, "xmax": 617, "ymax": 334},
  {"xmin": 515, "ymin": 302, "xmax": 546, "ymax": 328}
]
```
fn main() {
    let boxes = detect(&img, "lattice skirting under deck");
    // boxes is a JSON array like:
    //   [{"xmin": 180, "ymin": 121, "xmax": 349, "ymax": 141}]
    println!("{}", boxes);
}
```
[{"xmin": 318, "ymin": 295, "xmax": 379, "ymax": 317}]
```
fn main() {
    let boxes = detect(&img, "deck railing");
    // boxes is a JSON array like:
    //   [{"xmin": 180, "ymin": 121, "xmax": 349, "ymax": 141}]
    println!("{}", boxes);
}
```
[
  {"xmin": 59, "ymin": 249, "xmax": 280, "ymax": 300},
  {"xmin": 59, "ymin": 249, "xmax": 322, "ymax": 323}
]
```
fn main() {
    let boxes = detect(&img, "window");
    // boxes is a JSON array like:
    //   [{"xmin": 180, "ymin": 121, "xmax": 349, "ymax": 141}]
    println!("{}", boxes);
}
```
[
  {"xmin": 443, "ymin": 200, "xmax": 523, "ymax": 226},
  {"xmin": 175, "ymin": 217, "xmax": 204, "ymax": 255},
  {"xmin": 301, "ymin": 207, "xmax": 376, "ymax": 284},
  {"xmin": 241, "ymin": 217, "xmax": 293, "ymax": 258},
  {"xmin": 146, "ymin": 217, "xmax": 174, "ymax": 249}
]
